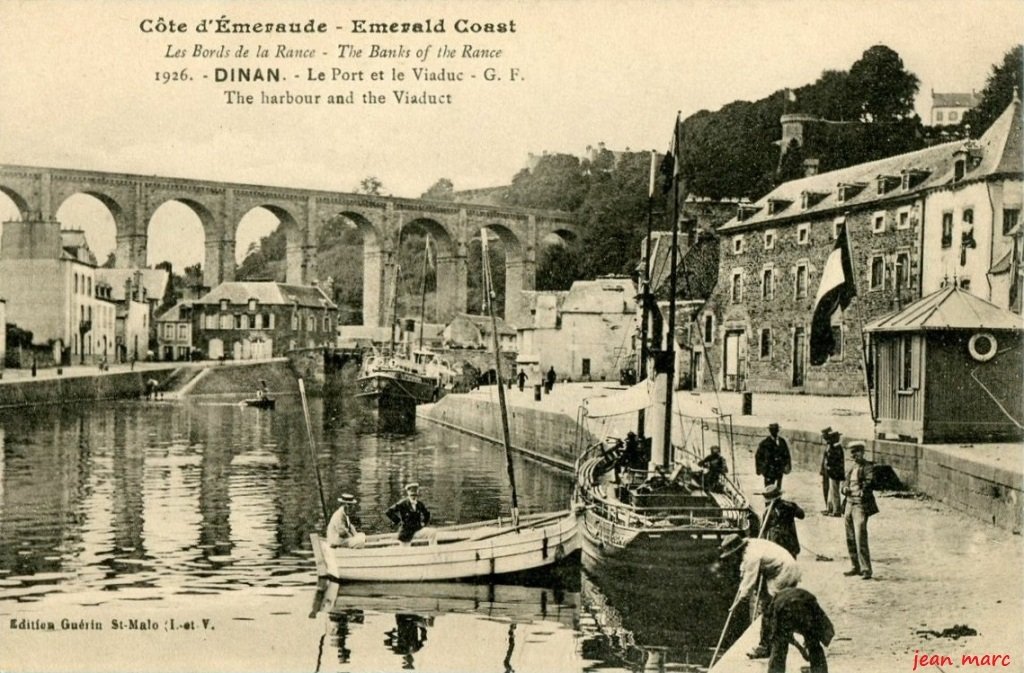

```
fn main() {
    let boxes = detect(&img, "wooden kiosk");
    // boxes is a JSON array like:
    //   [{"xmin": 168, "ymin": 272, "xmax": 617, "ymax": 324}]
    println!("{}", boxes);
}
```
[{"xmin": 864, "ymin": 286, "xmax": 1023, "ymax": 444}]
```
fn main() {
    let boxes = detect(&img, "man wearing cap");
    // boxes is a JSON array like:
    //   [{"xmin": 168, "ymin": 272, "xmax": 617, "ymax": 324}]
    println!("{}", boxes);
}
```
[
  {"xmin": 759, "ymin": 484, "xmax": 805, "ymax": 559},
  {"xmin": 697, "ymin": 445, "xmax": 728, "ymax": 492},
  {"xmin": 327, "ymin": 494, "xmax": 366, "ymax": 548},
  {"xmin": 824, "ymin": 431, "xmax": 846, "ymax": 517},
  {"xmin": 842, "ymin": 442, "xmax": 878, "ymax": 579},
  {"xmin": 386, "ymin": 483, "xmax": 436, "ymax": 544},
  {"xmin": 720, "ymin": 534, "xmax": 802, "ymax": 659},
  {"xmin": 755, "ymin": 422, "xmax": 792, "ymax": 487}
]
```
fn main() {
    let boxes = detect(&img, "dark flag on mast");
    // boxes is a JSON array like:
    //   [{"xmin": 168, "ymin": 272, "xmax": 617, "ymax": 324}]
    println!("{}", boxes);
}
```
[
  {"xmin": 810, "ymin": 221, "xmax": 857, "ymax": 365},
  {"xmin": 658, "ymin": 115, "xmax": 679, "ymax": 194}
]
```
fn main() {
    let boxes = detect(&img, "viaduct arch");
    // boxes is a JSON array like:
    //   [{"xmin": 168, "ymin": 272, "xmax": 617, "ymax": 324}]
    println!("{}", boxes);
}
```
[{"xmin": 0, "ymin": 165, "xmax": 577, "ymax": 327}]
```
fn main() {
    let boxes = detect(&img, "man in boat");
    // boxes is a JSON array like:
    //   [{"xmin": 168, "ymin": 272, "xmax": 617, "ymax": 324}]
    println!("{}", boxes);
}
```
[
  {"xmin": 755, "ymin": 422, "xmax": 792, "ymax": 487},
  {"xmin": 255, "ymin": 379, "xmax": 269, "ymax": 400},
  {"xmin": 764, "ymin": 586, "xmax": 834, "ymax": 673},
  {"xmin": 842, "ymin": 442, "xmax": 878, "ymax": 580},
  {"xmin": 385, "ymin": 483, "xmax": 437, "ymax": 544},
  {"xmin": 697, "ymin": 445, "xmax": 728, "ymax": 492},
  {"xmin": 327, "ymin": 493, "xmax": 366, "ymax": 548},
  {"xmin": 824, "ymin": 431, "xmax": 846, "ymax": 517},
  {"xmin": 720, "ymin": 534, "xmax": 802, "ymax": 660},
  {"xmin": 759, "ymin": 484, "xmax": 805, "ymax": 558}
]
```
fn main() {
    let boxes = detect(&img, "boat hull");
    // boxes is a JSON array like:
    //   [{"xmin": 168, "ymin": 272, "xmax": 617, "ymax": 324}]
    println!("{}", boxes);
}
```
[
  {"xmin": 242, "ymin": 397, "xmax": 275, "ymax": 409},
  {"xmin": 311, "ymin": 510, "xmax": 580, "ymax": 582},
  {"xmin": 355, "ymin": 371, "xmax": 438, "ymax": 405}
]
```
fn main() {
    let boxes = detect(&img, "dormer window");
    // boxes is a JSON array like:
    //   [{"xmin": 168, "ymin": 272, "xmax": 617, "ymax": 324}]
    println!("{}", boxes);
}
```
[
  {"xmin": 954, "ymin": 158, "xmax": 966, "ymax": 182},
  {"xmin": 800, "ymin": 191, "xmax": 828, "ymax": 210},
  {"xmin": 837, "ymin": 182, "xmax": 866, "ymax": 203},
  {"xmin": 876, "ymin": 175, "xmax": 900, "ymax": 195},
  {"xmin": 220, "ymin": 299, "xmax": 229, "ymax": 312},
  {"xmin": 737, "ymin": 204, "xmax": 761, "ymax": 222},
  {"xmin": 767, "ymin": 198, "xmax": 792, "ymax": 216},
  {"xmin": 901, "ymin": 169, "xmax": 929, "ymax": 191},
  {"xmin": 248, "ymin": 298, "xmax": 258, "ymax": 312}
]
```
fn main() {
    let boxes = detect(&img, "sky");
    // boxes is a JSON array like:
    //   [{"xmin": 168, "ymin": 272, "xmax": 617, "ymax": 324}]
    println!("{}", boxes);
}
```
[{"xmin": 1, "ymin": 0, "xmax": 1021, "ymax": 271}]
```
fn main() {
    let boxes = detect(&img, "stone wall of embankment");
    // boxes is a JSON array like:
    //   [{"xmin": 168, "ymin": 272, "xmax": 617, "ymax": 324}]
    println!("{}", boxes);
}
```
[
  {"xmin": 0, "ymin": 369, "xmax": 177, "ymax": 408},
  {"xmin": 185, "ymin": 359, "xmax": 300, "ymax": 396},
  {"xmin": 424, "ymin": 395, "xmax": 1024, "ymax": 532},
  {"xmin": 422, "ymin": 395, "xmax": 598, "ymax": 471}
]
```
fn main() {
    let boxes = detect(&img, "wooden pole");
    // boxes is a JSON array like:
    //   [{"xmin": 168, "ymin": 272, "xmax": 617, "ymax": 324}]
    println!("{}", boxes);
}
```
[
  {"xmin": 299, "ymin": 378, "xmax": 331, "ymax": 527},
  {"xmin": 482, "ymin": 230, "xmax": 519, "ymax": 526}
]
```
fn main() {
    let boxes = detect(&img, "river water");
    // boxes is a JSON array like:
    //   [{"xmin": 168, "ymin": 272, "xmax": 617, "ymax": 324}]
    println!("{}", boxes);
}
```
[{"xmin": 0, "ymin": 394, "xmax": 736, "ymax": 673}]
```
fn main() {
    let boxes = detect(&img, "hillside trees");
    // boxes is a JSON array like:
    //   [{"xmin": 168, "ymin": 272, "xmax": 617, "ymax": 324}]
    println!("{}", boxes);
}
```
[{"xmin": 962, "ymin": 44, "xmax": 1023, "ymax": 136}]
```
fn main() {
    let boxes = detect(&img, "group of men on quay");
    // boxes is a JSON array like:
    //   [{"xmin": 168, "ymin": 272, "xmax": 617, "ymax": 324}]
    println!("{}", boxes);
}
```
[{"xmin": 718, "ymin": 421, "xmax": 879, "ymax": 673}]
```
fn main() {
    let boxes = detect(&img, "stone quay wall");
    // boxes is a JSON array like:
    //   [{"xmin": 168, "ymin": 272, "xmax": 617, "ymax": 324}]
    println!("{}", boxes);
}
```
[
  {"xmin": 424, "ymin": 394, "xmax": 1023, "ymax": 533},
  {"xmin": 0, "ymin": 368, "xmax": 177, "ymax": 408}
]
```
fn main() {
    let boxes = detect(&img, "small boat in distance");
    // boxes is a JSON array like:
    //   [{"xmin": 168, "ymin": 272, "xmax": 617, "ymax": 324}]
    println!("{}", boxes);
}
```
[{"xmin": 242, "ymin": 396, "xmax": 275, "ymax": 409}]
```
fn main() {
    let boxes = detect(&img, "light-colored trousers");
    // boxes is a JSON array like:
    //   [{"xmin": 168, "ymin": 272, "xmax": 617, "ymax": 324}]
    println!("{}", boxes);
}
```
[
  {"xmin": 844, "ymin": 503, "xmax": 871, "ymax": 574},
  {"xmin": 827, "ymin": 479, "xmax": 843, "ymax": 514}
]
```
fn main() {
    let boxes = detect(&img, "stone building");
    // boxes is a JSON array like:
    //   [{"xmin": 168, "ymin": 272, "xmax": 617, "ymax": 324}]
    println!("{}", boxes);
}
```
[
  {"xmin": 699, "ymin": 96, "xmax": 1021, "ymax": 395},
  {"xmin": 155, "ymin": 302, "xmax": 194, "ymax": 361},
  {"xmin": 517, "ymin": 277, "xmax": 635, "ymax": 382},
  {"xmin": 442, "ymin": 313, "xmax": 516, "ymax": 351},
  {"xmin": 191, "ymin": 282, "xmax": 337, "ymax": 360},
  {"xmin": 930, "ymin": 90, "xmax": 982, "ymax": 127},
  {"xmin": 0, "ymin": 218, "xmax": 116, "ymax": 365}
]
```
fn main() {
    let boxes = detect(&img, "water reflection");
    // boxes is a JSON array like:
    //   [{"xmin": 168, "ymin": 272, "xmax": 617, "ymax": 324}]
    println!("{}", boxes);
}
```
[{"xmin": 0, "ymin": 395, "xmax": 738, "ymax": 672}]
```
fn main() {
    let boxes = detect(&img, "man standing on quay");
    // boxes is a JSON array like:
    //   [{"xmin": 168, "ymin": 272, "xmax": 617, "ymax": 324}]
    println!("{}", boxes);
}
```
[
  {"xmin": 818, "ymin": 426, "xmax": 833, "ymax": 511},
  {"xmin": 842, "ymin": 442, "xmax": 878, "ymax": 579},
  {"xmin": 756, "ymin": 422, "xmax": 792, "ymax": 487}
]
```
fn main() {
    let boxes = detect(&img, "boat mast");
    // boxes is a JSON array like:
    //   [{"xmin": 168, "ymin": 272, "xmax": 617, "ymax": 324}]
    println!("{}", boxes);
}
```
[
  {"xmin": 418, "ymin": 235, "xmax": 431, "ymax": 351},
  {"xmin": 637, "ymin": 150, "xmax": 657, "ymax": 439},
  {"xmin": 662, "ymin": 113, "xmax": 682, "ymax": 470},
  {"xmin": 389, "ymin": 227, "xmax": 403, "ymax": 357},
  {"xmin": 481, "ymin": 229, "xmax": 520, "ymax": 526}
]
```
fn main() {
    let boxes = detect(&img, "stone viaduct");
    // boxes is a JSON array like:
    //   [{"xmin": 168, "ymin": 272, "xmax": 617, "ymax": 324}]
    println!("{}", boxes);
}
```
[{"xmin": 0, "ymin": 164, "xmax": 577, "ymax": 327}]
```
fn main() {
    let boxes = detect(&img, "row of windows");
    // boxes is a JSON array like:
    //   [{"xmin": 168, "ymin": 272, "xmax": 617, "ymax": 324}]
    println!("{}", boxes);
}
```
[
  {"xmin": 934, "ymin": 110, "xmax": 959, "ymax": 123},
  {"xmin": 754, "ymin": 325, "xmax": 844, "ymax": 361},
  {"xmin": 732, "ymin": 210, "xmax": 920, "ymax": 257},
  {"xmin": 199, "ymin": 312, "xmax": 334, "ymax": 333},
  {"xmin": 162, "ymin": 323, "xmax": 190, "ymax": 340},
  {"xmin": 73, "ymin": 272, "xmax": 93, "ymax": 296}
]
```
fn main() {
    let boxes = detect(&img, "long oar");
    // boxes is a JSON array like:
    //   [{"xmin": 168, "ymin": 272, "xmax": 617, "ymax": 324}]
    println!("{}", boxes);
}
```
[
  {"xmin": 709, "ymin": 582, "xmax": 745, "ymax": 669},
  {"xmin": 300, "ymin": 378, "xmax": 330, "ymax": 527}
]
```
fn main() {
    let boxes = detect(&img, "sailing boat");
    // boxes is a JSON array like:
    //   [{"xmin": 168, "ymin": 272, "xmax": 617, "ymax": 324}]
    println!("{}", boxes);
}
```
[
  {"xmin": 311, "ymin": 230, "xmax": 578, "ymax": 582},
  {"xmin": 356, "ymin": 235, "xmax": 457, "ymax": 411},
  {"xmin": 573, "ymin": 131, "xmax": 755, "ymax": 582}
]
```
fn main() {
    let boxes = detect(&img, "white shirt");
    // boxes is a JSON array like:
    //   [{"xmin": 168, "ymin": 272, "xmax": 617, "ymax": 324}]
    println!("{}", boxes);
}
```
[
  {"xmin": 326, "ymin": 506, "xmax": 356, "ymax": 546},
  {"xmin": 736, "ymin": 538, "xmax": 801, "ymax": 600}
]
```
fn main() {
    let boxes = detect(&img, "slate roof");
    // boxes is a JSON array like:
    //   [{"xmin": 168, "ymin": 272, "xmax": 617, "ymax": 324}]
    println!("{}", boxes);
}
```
[
  {"xmin": 60, "ymin": 230, "xmax": 98, "ymax": 266},
  {"xmin": 864, "ymin": 285, "xmax": 1023, "ymax": 332},
  {"xmin": 932, "ymin": 92, "xmax": 982, "ymax": 108},
  {"xmin": 195, "ymin": 282, "xmax": 336, "ymax": 309},
  {"xmin": 561, "ymin": 277, "xmax": 636, "ymax": 314},
  {"xmin": 719, "ymin": 98, "xmax": 1022, "ymax": 234},
  {"xmin": 449, "ymin": 312, "xmax": 516, "ymax": 336},
  {"xmin": 95, "ymin": 268, "xmax": 170, "ymax": 302},
  {"xmin": 156, "ymin": 302, "xmax": 191, "ymax": 322}
]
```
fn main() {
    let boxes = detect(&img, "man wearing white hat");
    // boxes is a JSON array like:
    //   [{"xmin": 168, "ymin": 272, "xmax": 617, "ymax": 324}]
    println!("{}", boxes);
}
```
[
  {"xmin": 720, "ymin": 534, "xmax": 802, "ymax": 659},
  {"xmin": 327, "ymin": 493, "xmax": 366, "ymax": 548}
]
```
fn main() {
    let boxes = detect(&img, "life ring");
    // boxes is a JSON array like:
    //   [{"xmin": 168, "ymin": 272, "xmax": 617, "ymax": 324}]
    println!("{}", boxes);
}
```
[
  {"xmin": 388, "ymin": 358, "xmax": 396, "ymax": 368},
  {"xmin": 968, "ymin": 332, "xmax": 997, "ymax": 362}
]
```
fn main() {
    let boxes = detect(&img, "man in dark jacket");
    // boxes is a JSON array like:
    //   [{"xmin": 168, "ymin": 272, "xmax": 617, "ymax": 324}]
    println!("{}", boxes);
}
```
[
  {"xmin": 842, "ymin": 442, "xmax": 878, "ymax": 579},
  {"xmin": 546, "ymin": 366, "xmax": 557, "ymax": 393},
  {"xmin": 697, "ymin": 445, "xmax": 728, "ymax": 492},
  {"xmin": 818, "ymin": 426, "xmax": 832, "ymax": 511},
  {"xmin": 759, "ymin": 483, "xmax": 805, "ymax": 558},
  {"xmin": 385, "ymin": 483, "xmax": 435, "ymax": 544},
  {"xmin": 755, "ymin": 422, "xmax": 792, "ymax": 487},
  {"xmin": 824, "ymin": 431, "xmax": 846, "ymax": 516},
  {"xmin": 765, "ymin": 587, "xmax": 834, "ymax": 673}
]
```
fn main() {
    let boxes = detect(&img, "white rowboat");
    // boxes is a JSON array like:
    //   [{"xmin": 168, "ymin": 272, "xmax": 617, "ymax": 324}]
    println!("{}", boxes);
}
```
[{"xmin": 310, "ymin": 509, "xmax": 579, "ymax": 582}]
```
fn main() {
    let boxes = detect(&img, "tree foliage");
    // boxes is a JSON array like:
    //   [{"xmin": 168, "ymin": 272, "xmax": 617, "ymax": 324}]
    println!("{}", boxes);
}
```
[
  {"xmin": 357, "ymin": 176, "xmax": 384, "ymax": 196},
  {"xmin": 963, "ymin": 44, "xmax": 1023, "ymax": 137},
  {"xmin": 847, "ymin": 45, "xmax": 920, "ymax": 122},
  {"xmin": 421, "ymin": 178, "xmax": 455, "ymax": 201}
]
